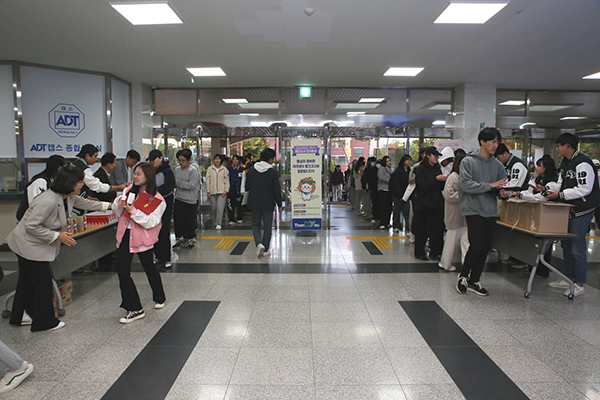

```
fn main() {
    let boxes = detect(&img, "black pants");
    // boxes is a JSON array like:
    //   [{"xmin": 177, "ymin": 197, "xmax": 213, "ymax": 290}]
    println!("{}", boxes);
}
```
[
  {"xmin": 10, "ymin": 255, "xmax": 60, "ymax": 331},
  {"xmin": 378, "ymin": 191, "xmax": 393, "ymax": 227},
  {"xmin": 116, "ymin": 230, "xmax": 166, "ymax": 311},
  {"xmin": 251, "ymin": 209, "xmax": 274, "ymax": 251},
  {"xmin": 227, "ymin": 193, "xmax": 244, "ymax": 222},
  {"xmin": 153, "ymin": 194, "xmax": 173, "ymax": 262},
  {"xmin": 414, "ymin": 207, "xmax": 445, "ymax": 258},
  {"xmin": 370, "ymin": 190, "xmax": 380, "ymax": 221},
  {"xmin": 460, "ymin": 215, "xmax": 497, "ymax": 283},
  {"xmin": 393, "ymin": 197, "xmax": 410, "ymax": 230},
  {"xmin": 174, "ymin": 199, "xmax": 197, "ymax": 239}
]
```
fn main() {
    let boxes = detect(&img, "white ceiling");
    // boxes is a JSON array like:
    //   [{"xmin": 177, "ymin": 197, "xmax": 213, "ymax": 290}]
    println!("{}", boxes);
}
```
[{"xmin": 2, "ymin": 0, "xmax": 600, "ymax": 91}]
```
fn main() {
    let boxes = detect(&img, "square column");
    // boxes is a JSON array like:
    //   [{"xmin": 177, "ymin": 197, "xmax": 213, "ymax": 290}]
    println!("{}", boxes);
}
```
[{"xmin": 452, "ymin": 83, "xmax": 497, "ymax": 152}]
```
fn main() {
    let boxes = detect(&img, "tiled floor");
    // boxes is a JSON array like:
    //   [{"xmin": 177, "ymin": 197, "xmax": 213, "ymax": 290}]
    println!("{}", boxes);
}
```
[{"xmin": 2, "ymin": 204, "xmax": 600, "ymax": 399}]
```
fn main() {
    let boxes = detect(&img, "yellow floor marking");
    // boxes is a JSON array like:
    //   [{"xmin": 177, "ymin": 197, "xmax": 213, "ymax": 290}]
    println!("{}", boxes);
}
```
[
  {"xmin": 200, "ymin": 236, "xmax": 254, "ymax": 249},
  {"xmin": 587, "ymin": 236, "xmax": 600, "ymax": 239},
  {"xmin": 345, "ymin": 236, "xmax": 406, "ymax": 249}
]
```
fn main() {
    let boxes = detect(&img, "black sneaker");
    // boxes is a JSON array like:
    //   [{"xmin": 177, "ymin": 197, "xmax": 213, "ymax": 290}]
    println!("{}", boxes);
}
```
[
  {"xmin": 467, "ymin": 281, "xmax": 489, "ymax": 296},
  {"xmin": 185, "ymin": 239, "xmax": 195, "ymax": 249},
  {"xmin": 456, "ymin": 276, "xmax": 468, "ymax": 294},
  {"xmin": 172, "ymin": 238, "xmax": 184, "ymax": 249},
  {"xmin": 415, "ymin": 255, "xmax": 429, "ymax": 261},
  {"xmin": 119, "ymin": 309, "xmax": 145, "ymax": 324}
]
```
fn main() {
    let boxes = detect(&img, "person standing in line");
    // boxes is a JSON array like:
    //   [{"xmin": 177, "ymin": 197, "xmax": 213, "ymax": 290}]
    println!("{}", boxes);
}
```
[
  {"xmin": 227, "ymin": 155, "xmax": 245, "ymax": 225},
  {"xmin": 206, "ymin": 154, "xmax": 230, "ymax": 230},
  {"xmin": 173, "ymin": 149, "xmax": 200, "ymax": 247},
  {"xmin": 403, "ymin": 148, "xmax": 426, "ymax": 243},
  {"xmin": 457, "ymin": 128, "xmax": 509, "ymax": 296},
  {"xmin": 113, "ymin": 162, "xmax": 167, "ymax": 323},
  {"xmin": 16, "ymin": 155, "xmax": 67, "ymax": 221},
  {"xmin": 112, "ymin": 149, "xmax": 140, "ymax": 186},
  {"xmin": 439, "ymin": 153, "xmax": 469, "ymax": 272},
  {"xmin": 345, "ymin": 161, "xmax": 354, "ymax": 205},
  {"xmin": 7, "ymin": 166, "xmax": 110, "ymax": 331},
  {"xmin": 413, "ymin": 147, "xmax": 447, "ymax": 260},
  {"xmin": 148, "ymin": 149, "xmax": 175, "ymax": 268},
  {"xmin": 390, "ymin": 155, "xmax": 412, "ymax": 233},
  {"xmin": 245, "ymin": 148, "xmax": 282, "ymax": 258},
  {"xmin": 363, "ymin": 157, "xmax": 379, "ymax": 224},
  {"xmin": 90, "ymin": 152, "xmax": 118, "ymax": 203},
  {"xmin": 188, "ymin": 157, "xmax": 202, "ymax": 240},
  {"xmin": 545, "ymin": 133, "xmax": 600, "ymax": 297},
  {"xmin": 439, "ymin": 147, "xmax": 455, "ymax": 176},
  {"xmin": 353, "ymin": 157, "xmax": 366, "ymax": 214},
  {"xmin": 377, "ymin": 156, "xmax": 394, "ymax": 229},
  {"xmin": 331, "ymin": 165, "xmax": 344, "ymax": 202}
]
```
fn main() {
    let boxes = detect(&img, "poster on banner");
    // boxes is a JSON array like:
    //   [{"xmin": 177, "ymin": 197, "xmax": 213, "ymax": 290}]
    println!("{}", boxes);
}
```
[
  {"xmin": 291, "ymin": 139, "xmax": 322, "ymax": 231},
  {"xmin": 434, "ymin": 139, "xmax": 464, "ymax": 152}
]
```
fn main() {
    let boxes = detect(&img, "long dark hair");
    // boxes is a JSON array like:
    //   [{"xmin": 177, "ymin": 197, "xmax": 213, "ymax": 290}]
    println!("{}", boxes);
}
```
[
  {"xmin": 397, "ymin": 154, "xmax": 412, "ymax": 171},
  {"xmin": 40, "ymin": 155, "xmax": 67, "ymax": 180},
  {"xmin": 451, "ymin": 153, "xmax": 466, "ymax": 175},
  {"xmin": 535, "ymin": 157, "xmax": 558, "ymax": 186},
  {"xmin": 133, "ymin": 162, "xmax": 157, "ymax": 196},
  {"xmin": 50, "ymin": 165, "xmax": 84, "ymax": 195},
  {"xmin": 354, "ymin": 157, "xmax": 365, "ymax": 173}
]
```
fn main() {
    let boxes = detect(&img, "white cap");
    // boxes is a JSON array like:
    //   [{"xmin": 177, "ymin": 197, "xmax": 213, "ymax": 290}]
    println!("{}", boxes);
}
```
[
  {"xmin": 439, "ymin": 147, "xmax": 454, "ymax": 163},
  {"xmin": 593, "ymin": 159, "xmax": 600, "ymax": 167}
]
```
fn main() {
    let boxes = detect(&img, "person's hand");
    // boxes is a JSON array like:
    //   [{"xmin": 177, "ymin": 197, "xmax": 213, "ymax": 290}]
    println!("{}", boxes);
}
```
[
  {"xmin": 117, "ymin": 184, "xmax": 127, "ymax": 191},
  {"xmin": 534, "ymin": 184, "xmax": 545, "ymax": 192},
  {"xmin": 545, "ymin": 190, "xmax": 560, "ymax": 200},
  {"xmin": 87, "ymin": 196, "xmax": 99, "ymax": 201},
  {"xmin": 123, "ymin": 201, "xmax": 134, "ymax": 212},
  {"xmin": 436, "ymin": 174, "xmax": 448, "ymax": 181},
  {"xmin": 221, "ymin": 192, "xmax": 227, "ymax": 198},
  {"xmin": 57, "ymin": 231, "xmax": 76, "ymax": 246},
  {"xmin": 207, "ymin": 193, "xmax": 211, "ymax": 199},
  {"xmin": 490, "ymin": 179, "xmax": 509, "ymax": 189},
  {"xmin": 499, "ymin": 189, "xmax": 509, "ymax": 199}
]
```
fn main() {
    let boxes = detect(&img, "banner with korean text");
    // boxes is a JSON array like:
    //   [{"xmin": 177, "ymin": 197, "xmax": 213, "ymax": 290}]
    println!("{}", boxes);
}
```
[{"xmin": 291, "ymin": 139, "xmax": 322, "ymax": 231}]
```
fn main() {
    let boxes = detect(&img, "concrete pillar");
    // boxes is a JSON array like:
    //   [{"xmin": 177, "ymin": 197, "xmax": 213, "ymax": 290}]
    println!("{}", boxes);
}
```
[
  {"xmin": 452, "ymin": 83, "xmax": 497, "ymax": 152},
  {"xmin": 131, "ymin": 82, "xmax": 154, "ymax": 157}
]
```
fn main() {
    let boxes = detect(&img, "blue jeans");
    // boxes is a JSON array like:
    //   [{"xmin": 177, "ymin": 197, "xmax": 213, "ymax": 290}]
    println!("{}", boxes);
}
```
[
  {"xmin": 561, "ymin": 212, "xmax": 593, "ymax": 284},
  {"xmin": 252, "ymin": 209, "xmax": 274, "ymax": 251}
]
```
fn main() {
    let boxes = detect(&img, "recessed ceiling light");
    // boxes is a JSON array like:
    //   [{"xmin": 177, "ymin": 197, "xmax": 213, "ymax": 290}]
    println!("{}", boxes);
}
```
[
  {"xmin": 432, "ymin": 120, "xmax": 446, "ymax": 126},
  {"xmin": 528, "ymin": 104, "xmax": 580, "ymax": 112},
  {"xmin": 111, "ymin": 2, "xmax": 183, "ymax": 25},
  {"xmin": 384, "ymin": 67, "xmax": 424, "ymax": 77},
  {"xmin": 434, "ymin": 2, "xmax": 509, "ymax": 24},
  {"xmin": 347, "ymin": 112, "xmax": 366, "ymax": 116},
  {"xmin": 186, "ymin": 68, "xmax": 226, "ymax": 77},
  {"xmin": 223, "ymin": 98, "xmax": 248, "ymax": 104},
  {"xmin": 499, "ymin": 100, "xmax": 525, "ymax": 106},
  {"xmin": 560, "ymin": 117, "xmax": 587, "ymax": 120},
  {"xmin": 240, "ymin": 113, "xmax": 259, "ymax": 116},
  {"xmin": 519, "ymin": 122, "xmax": 536, "ymax": 129},
  {"xmin": 335, "ymin": 103, "xmax": 380, "ymax": 109},
  {"xmin": 250, "ymin": 121, "xmax": 268, "ymax": 126},
  {"xmin": 421, "ymin": 102, "xmax": 452, "ymax": 111},
  {"xmin": 583, "ymin": 71, "xmax": 600, "ymax": 79},
  {"xmin": 238, "ymin": 103, "xmax": 279, "ymax": 109},
  {"xmin": 359, "ymin": 98, "xmax": 385, "ymax": 103}
]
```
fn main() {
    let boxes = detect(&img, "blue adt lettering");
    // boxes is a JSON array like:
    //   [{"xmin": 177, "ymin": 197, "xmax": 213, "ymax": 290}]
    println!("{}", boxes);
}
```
[{"xmin": 56, "ymin": 115, "xmax": 79, "ymax": 127}]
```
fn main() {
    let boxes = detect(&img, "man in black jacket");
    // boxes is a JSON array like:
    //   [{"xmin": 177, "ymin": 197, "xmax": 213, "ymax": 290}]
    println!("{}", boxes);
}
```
[
  {"xmin": 148, "ymin": 149, "xmax": 176, "ymax": 267},
  {"xmin": 414, "ymin": 147, "xmax": 447, "ymax": 260},
  {"xmin": 362, "ymin": 157, "xmax": 379, "ymax": 224},
  {"xmin": 246, "ymin": 148, "xmax": 283, "ymax": 257}
]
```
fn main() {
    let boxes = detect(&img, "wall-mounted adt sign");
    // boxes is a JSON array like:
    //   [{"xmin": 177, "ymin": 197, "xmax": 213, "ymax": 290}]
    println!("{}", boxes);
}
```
[{"xmin": 48, "ymin": 103, "xmax": 85, "ymax": 137}]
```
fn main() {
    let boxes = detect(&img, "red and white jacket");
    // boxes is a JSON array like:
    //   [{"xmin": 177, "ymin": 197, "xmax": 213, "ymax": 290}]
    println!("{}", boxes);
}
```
[{"xmin": 112, "ymin": 187, "xmax": 166, "ymax": 253}]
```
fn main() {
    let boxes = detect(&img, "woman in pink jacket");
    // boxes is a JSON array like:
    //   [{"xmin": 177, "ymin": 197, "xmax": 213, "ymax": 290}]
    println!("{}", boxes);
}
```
[{"xmin": 112, "ymin": 162, "xmax": 167, "ymax": 324}]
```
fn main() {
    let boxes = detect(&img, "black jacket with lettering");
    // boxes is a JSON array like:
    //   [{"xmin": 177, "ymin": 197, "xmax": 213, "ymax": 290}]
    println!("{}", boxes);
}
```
[{"xmin": 558, "ymin": 150, "xmax": 600, "ymax": 217}]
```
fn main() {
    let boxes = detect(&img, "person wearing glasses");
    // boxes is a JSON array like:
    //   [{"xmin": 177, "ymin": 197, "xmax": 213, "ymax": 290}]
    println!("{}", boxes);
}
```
[{"xmin": 173, "ymin": 149, "xmax": 200, "ymax": 248}]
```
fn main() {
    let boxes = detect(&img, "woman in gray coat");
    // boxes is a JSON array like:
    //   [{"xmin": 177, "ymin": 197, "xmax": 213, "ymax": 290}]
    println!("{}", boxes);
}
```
[{"xmin": 6, "ymin": 166, "xmax": 110, "ymax": 331}]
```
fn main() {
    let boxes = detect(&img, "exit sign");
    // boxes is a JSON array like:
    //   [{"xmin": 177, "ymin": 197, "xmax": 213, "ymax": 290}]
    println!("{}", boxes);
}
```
[{"xmin": 299, "ymin": 87, "xmax": 311, "ymax": 98}]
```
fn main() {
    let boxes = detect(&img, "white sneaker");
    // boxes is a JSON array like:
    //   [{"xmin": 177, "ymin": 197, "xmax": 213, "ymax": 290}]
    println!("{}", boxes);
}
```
[
  {"xmin": 393, "ymin": 228, "xmax": 400, "ymax": 233},
  {"xmin": 21, "ymin": 312, "xmax": 32, "ymax": 325},
  {"xmin": 164, "ymin": 261, "xmax": 172, "ymax": 268},
  {"xmin": 49, "ymin": 321, "xmax": 65, "ymax": 331},
  {"xmin": 237, "ymin": 220, "xmax": 243, "ymax": 225},
  {"xmin": 380, "ymin": 225, "xmax": 386, "ymax": 230},
  {"xmin": 154, "ymin": 302, "xmax": 165, "ymax": 309},
  {"xmin": 564, "ymin": 285, "xmax": 585, "ymax": 297},
  {"xmin": 263, "ymin": 251, "xmax": 270, "ymax": 257},
  {"xmin": 0, "ymin": 362, "xmax": 34, "ymax": 393},
  {"xmin": 228, "ymin": 221, "xmax": 235, "ymax": 226},
  {"xmin": 215, "ymin": 225, "xmax": 222, "ymax": 230},
  {"xmin": 370, "ymin": 220, "xmax": 377, "ymax": 225},
  {"xmin": 119, "ymin": 310, "xmax": 145, "ymax": 324},
  {"xmin": 548, "ymin": 279, "xmax": 571, "ymax": 289},
  {"xmin": 257, "ymin": 243, "xmax": 265, "ymax": 257},
  {"xmin": 409, "ymin": 233, "xmax": 415, "ymax": 244}
]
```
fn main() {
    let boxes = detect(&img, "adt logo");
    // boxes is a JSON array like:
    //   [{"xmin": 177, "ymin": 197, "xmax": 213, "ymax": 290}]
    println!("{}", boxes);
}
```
[{"xmin": 49, "ymin": 104, "xmax": 85, "ymax": 137}]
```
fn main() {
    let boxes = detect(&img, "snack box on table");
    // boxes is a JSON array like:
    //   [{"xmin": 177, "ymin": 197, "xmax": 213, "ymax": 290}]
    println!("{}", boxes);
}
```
[{"xmin": 498, "ymin": 198, "xmax": 573, "ymax": 234}]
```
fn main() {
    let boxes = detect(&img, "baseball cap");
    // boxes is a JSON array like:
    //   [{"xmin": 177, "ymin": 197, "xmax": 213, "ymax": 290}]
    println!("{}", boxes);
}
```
[
  {"xmin": 439, "ymin": 147, "xmax": 454, "ymax": 163},
  {"xmin": 146, "ymin": 149, "xmax": 163, "ymax": 161},
  {"xmin": 424, "ymin": 146, "xmax": 442, "ymax": 156},
  {"xmin": 593, "ymin": 159, "xmax": 600, "ymax": 168}
]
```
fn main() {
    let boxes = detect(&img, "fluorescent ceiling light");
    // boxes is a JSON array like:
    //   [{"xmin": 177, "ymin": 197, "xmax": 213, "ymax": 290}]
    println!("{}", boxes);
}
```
[
  {"xmin": 111, "ymin": 2, "xmax": 183, "ymax": 25},
  {"xmin": 519, "ymin": 122, "xmax": 536, "ymax": 129},
  {"xmin": 528, "ymin": 104, "xmax": 580, "ymax": 112},
  {"xmin": 347, "ymin": 112, "xmax": 366, "ymax": 115},
  {"xmin": 499, "ymin": 100, "xmax": 525, "ymax": 106},
  {"xmin": 338, "ymin": 120, "xmax": 355, "ymax": 125},
  {"xmin": 560, "ymin": 117, "xmax": 587, "ymax": 120},
  {"xmin": 240, "ymin": 113, "xmax": 259, "ymax": 116},
  {"xmin": 335, "ymin": 103, "xmax": 380, "ymax": 109},
  {"xmin": 238, "ymin": 102, "xmax": 279, "ymax": 109},
  {"xmin": 223, "ymin": 98, "xmax": 248, "ymax": 104},
  {"xmin": 432, "ymin": 120, "xmax": 446, "ymax": 126},
  {"xmin": 250, "ymin": 121, "xmax": 268, "ymax": 126},
  {"xmin": 186, "ymin": 68, "xmax": 226, "ymax": 77},
  {"xmin": 359, "ymin": 98, "xmax": 385, "ymax": 103},
  {"xmin": 384, "ymin": 67, "xmax": 424, "ymax": 77},
  {"xmin": 583, "ymin": 71, "xmax": 600, "ymax": 79},
  {"xmin": 421, "ymin": 102, "xmax": 452, "ymax": 111},
  {"xmin": 434, "ymin": 2, "xmax": 509, "ymax": 24}
]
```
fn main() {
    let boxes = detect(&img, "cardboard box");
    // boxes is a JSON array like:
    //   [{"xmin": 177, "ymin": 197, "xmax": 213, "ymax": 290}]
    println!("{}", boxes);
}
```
[
  {"xmin": 85, "ymin": 211, "xmax": 117, "ymax": 225},
  {"xmin": 56, "ymin": 280, "xmax": 73, "ymax": 297},
  {"xmin": 499, "ymin": 198, "xmax": 572, "ymax": 234}
]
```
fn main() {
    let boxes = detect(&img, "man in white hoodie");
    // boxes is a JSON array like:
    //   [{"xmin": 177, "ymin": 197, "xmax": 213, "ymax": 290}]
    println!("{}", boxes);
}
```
[{"xmin": 245, "ymin": 148, "xmax": 282, "ymax": 257}]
